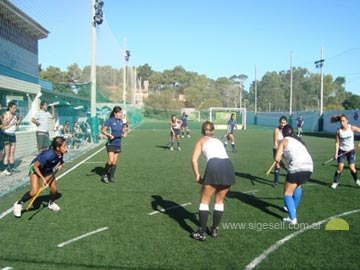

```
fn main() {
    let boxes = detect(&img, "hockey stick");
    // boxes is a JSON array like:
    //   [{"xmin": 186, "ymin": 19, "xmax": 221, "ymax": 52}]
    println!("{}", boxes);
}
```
[
  {"xmin": 265, "ymin": 161, "xmax": 277, "ymax": 176},
  {"xmin": 322, "ymin": 146, "xmax": 360, "ymax": 165}
]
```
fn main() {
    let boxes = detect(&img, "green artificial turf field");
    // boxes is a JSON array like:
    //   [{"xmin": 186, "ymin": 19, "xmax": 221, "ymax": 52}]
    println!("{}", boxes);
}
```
[{"xmin": 0, "ymin": 120, "xmax": 359, "ymax": 270}]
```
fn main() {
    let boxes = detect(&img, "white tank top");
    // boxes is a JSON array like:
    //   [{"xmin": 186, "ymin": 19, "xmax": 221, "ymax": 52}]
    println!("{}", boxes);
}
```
[
  {"xmin": 339, "ymin": 125, "xmax": 354, "ymax": 151},
  {"xmin": 4, "ymin": 112, "xmax": 17, "ymax": 134},
  {"xmin": 202, "ymin": 137, "xmax": 229, "ymax": 161},
  {"xmin": 283, "ymin": 137, "xmax": 313, "ymax": 173},
  {"xmin": 276, "ymin": 128, "xmax": 284, "ymax": 145}
]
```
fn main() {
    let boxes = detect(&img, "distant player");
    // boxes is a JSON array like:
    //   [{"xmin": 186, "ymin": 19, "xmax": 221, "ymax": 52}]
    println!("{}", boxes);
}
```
[
  {"xmin": 169, "ymin": 114, "xmax": 182, "ymax": 151},
  {"xmin": 13, "ymin": 136, "xmax": 67, "ymax": 218},
  {"xmin": 224, "ymin": 113, "xmax": 237, "ymax": 152},
  {"xmin": 180, "ymin": 112, "xmax": 190, "ymax": 138},
  {"xmin": 296, "ymin": 114, "xmax": 304, "ymax": 136},
  {"xmin": 330, "ymin": 114, "xmax": 360, "ymax": 189},
  {"xmin": 273, "ymin": 116, "xmax": 287, "ymax": 186}
]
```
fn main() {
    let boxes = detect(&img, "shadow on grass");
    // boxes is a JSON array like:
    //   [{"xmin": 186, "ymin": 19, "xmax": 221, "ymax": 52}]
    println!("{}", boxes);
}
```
[
  {"xmin": 25, "ymin": 192, "xmax": 62, "ymax": 220},
  {"xmin": 151, "ymin": 195, "xmax": 199, "ymax": 233},
  {"xmin": 86, "ymin": 166, "xmax": 104, "ymax": 177},
  {"xmin": 227, "ymin": 191, "xmax": 284, "ymax": 219},
  {"xmin": 154, "ymin": 145, "xmax": 169, "ymax": 150},
  {"xmin": 235, "ymin": 172, "xmax": 282, "ymax": 187}
]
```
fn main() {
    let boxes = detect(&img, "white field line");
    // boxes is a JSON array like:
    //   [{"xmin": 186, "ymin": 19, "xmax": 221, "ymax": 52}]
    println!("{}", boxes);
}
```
[
  {"xmin": 242, "ymin": 190, "xmax": 258, "ymax": 194},
  {"xmin": 0, "ymin": 147, "xmax": 105, "ymax": 220},
  {"xmin": 244, "ymin": 208, "xmax": 360, "ymax": 270},
  {"xmin": 148, "ymin": 202, "xmax": 192, "ymax": 216},
  {"xmin": 57, "ymin": 227, "xmax": 109, "ymax": 248}
]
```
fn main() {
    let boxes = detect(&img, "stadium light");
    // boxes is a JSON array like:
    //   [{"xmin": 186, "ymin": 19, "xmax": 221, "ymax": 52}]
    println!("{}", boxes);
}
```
[
  {"xmin": 314, "ymin": 46, "xmax": 324, "ymax": 115},
  {"xmin": 125, "ymin": 50, "xmax": 131, "ymax": 61},
  {"xmin": 93, "ymin": 0, "xmax": 104, "ymax": 25}
]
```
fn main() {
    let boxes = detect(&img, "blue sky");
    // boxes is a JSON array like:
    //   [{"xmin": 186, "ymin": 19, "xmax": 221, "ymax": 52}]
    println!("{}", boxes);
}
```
[{"xmin": 9, "ymin": 0, "xmax": 360, "ymax": 94}]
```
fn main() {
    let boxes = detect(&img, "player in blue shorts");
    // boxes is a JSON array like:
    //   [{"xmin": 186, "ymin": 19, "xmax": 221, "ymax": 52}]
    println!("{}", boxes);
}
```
[
  {"xmin": 13, "ymin": 136, "xmax": 67, "ymax": 218},
  {"xmin": 180, "ymin": 112, "xmax": 190, "ymax": 138},
  {"xmin": 169, "ymin": 114, "xmax": 182, "ymax": 151},
  {"xmin": 224, "ymin": 113, "xmax": 237, "ymax": 152},
  {"xmin": 101, "ymin": 106, "xmax": 128, "ymax": 183},
  {"xmin": 330, "ymin": 114, "xmax": 360, "ymax": 189}
]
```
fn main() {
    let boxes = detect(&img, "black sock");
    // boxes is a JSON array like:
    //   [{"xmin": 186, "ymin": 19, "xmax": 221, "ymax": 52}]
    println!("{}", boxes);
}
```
[
  {"xmin": 49, "ymin": 192, "xmax": 58, "ymax": 203},
  {"xmin": 110, "ymin": 165, "xmax": 116, "ymax": 179},
  {"xmin": 19, "ymin": 192, "xmax": 32, "ymax": 204},
  {"xmin": 212, "ymin": 210, "xmax": 224, "ymax": 229},
  {"xmin": 199, "ymin": 210, "xmax": 209, "ymax": 233},
  {"xmin": 351, "ymin": 171, "xmax": 358, "ymax": 182},
  {"xmin": 333, "ymin": 171, "xmax": 341, "ymax": 183},
  {"xmin": 103, "ymin": 163, "xmax": 111, "ymax": 176},
  {"xmin": 274, "ymin": 168, "xmax": 280, "ymax": 183}
]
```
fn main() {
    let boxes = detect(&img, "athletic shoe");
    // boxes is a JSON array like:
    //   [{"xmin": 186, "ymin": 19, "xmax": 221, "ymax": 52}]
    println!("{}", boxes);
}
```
[
  {"xmin": 102, "ymin": 174, "xmax": 109, "ymax": 184},
  {"xmin": 181, "ymin": 135, "xmax": 184, "ymax": 138},
  {"xmin": 109, "ymin": 177, "xmax": 115, "ymax": 183},
  {"xmin": 191, "ymin": 231, "xmax": 206, "ymax": 241},
  {"xmin": 355, "ymin": 179, "xmax": 360, "ymax": 187},
  {"xmin": 2, "ymin": 169, "xmax": 12, "ymax": 176},
  {"xmin": 48, "ymin": 202, "xmax": 61, "ymax": 212},
  {"xmin": 187, "ymin": 135, "xmax": 190, "ymax": 138},
  {"xmin": 13, "ymin": 202, "xmax": 22, "ymax": 218},
  {"xmin": 178, "ymin": 147, "xmax": 181, "ymax": 151},
  {"xmin": 11, "ymin": 168, "xmax": 20, "ymax": 173},
  {"xmin": 283, "ymin": 206, "xmax": 288, "ymax": 212},
  {"xmin": 331, "ymin": 182, "xmax": 339, "ymax": 189},
  {"xmin": 170, "ymin": 147, "xmax": 174, "ymax": 151},
  {"xmin": 283, "ymin": 217, "xmax": 297, "ymax": 225},
  {"xmin": 211, "ymin": 227, "xmax": 218, "ymax": 238}
]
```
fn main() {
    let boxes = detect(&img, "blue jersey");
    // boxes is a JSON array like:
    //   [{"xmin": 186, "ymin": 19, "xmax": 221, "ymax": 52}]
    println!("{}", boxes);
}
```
[
  {"xmin": 227, "ymin": 119, "xmax": 236, "ymax": 133},
  {"xmin": 30, "ymin": 148, "xmax": 64, "ymax": 176},
  {"xmin": 104, "ymin": 117, "xmax": 124, "ymax": 146},
  {"xmin": 180, "ymin": 115, "xmax": 188, "ymax": 127}
]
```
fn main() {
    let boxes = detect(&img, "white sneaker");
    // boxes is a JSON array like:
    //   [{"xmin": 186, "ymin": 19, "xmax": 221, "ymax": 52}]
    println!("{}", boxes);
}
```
[
  {"xmin": 170, "ymin": 147, "xmax": 174, "ymax": 151},
  {"xmin": 48, "ymin": 202, "xmax": 61, "ymax": 212},
  {"xmin": 283, "ymin": 217, "xmax": 297, "ymax": 225},
  {"xmin": 178, "ymin": 147, "xmax": 181, "ymax": 151},
  {"xmin": 13, "ymin": 202, "xmax": 22, "ymax": 218},
  {"xmin": 181, "ymin": 135, "xmax": 184, "ymax": 138},
  {"xmin": 283, "ymin": 206, "xmax": 288, "ymax": 212},
  {"xmin": 2, "ymin": 169, "xmax": 12, "ymax": 176},
  {"xmin": 331, "ymin": 182, "xmax": 339, "ymax": 189},
  {"xmin": 355, "ymin": 179, "xmax": 360, "ymax": 187},
  {"xmin": 187, "ymin": 135, "xmax": 190, "ymax": 138}
]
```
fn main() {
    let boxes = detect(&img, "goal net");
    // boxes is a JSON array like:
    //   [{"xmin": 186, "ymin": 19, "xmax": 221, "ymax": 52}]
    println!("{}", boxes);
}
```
[{"xmin": 208, "ymin": 107, "xmax": 246, "ymax": 130}]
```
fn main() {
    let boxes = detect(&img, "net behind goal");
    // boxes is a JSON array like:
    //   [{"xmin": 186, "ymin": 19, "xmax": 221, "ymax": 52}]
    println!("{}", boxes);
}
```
[{"xmin": 208, "ymin": 107, "xmax": 246, "ymax": 130}]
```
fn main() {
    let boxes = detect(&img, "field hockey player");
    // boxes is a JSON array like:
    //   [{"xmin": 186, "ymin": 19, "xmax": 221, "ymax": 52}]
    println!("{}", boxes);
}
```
[
  {"xmin": 13, "ymin": 136, "xmax": 67, "ymax": 218},
  {"xmin": 224, "ymin": 113, "xmax": 237, "ymax": 152},
  {"xmin": 272, "ymin": 116, "xmax": 287, "ymax": 186},
  {"xmin": 330, "ymin": 114, "xmax": 360, "ymax": 189}
]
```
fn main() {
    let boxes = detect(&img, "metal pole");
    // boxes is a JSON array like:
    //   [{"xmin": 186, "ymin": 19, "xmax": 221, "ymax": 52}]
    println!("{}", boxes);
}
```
[
  {"xmin": 90, "ymin": 0, "xmax": 96, "ymax": 119},
  {"xmin": 122, "ymin": 37, "xmax": 127, "ymax": 108},
  {"xmin": 289, "ymin": 51, "xmax": 293, "ymax": 115},
  {"xmin": 254, "ymin": 65, "xmax": 257, "ymax": 114},
  {"xmin": 320, "ymin": 46, "xmax": 324, "ymax": 115}
]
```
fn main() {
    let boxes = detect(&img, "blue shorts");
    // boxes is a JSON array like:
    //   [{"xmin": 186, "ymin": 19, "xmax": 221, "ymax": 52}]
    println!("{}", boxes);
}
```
[
  {"xmin": 106, "ymin": 144, "xmax": 121, "ymax": 153},
  {"xmin": 170, "ymin": 129, "xmax": 181, "ymax": 136},
  {"xmin": 338, "ymin": 149, "xmax": 356, "ymax": 164}
]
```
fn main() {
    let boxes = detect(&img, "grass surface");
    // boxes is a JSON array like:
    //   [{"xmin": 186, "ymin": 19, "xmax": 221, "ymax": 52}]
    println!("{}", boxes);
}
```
[{"xmin": 0, "ymin": 120, "xmax": 359, "ymax": 270}]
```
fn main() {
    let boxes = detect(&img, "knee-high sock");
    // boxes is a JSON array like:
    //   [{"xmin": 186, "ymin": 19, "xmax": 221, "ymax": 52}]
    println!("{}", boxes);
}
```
[
  {"xmin": 49, "ymin": 192, "xmax": 58, "ymax": 203},
  {"xmin": 284, "ymin": 195, "xmax": 296, "ymax": 220},
  {"xmin": 351, "ymin": 171, "xmax": 358, "ymax": 182},
  {"xmin": 110, "ymin": 165, "xmax": 117, "ymax": 179},
  {"xmin": 212, "ymin": 203, "xmax": 224, "ymax": 229},
  {"xmin": 103, "ymin": 163, "xmax": 111, "ymax": 176},
  {"xmin": 333, "ymin": 171, "xmax": 341, "ymax": 183},
  {"xmin": 198, "ymin": 203, "xmax": 209, "ymax": 233},
  {"xmin": 274, "ymin": 168, "xmax": 280, "ymax": 183},
  {"xmin": 19, "ymin": 191, "xmax": 32, "ymax": 204},
  {"xmin": 293, "ymin": 187, "xmax": 302, "ymax": 209}
]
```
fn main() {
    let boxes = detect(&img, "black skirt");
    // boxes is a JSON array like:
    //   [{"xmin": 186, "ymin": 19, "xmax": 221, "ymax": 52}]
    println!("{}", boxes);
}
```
[{"xmin": 202, "ymin": 158, "xmax": 236, "ymax": 186}]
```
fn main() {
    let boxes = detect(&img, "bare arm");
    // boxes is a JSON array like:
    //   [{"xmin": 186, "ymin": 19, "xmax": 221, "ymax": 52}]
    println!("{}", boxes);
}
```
[
  {"xmin": 191, "ymin": 139, "xmax": 203, "ymax": 183},
  {"xmin": 335, "ymin": 130, "xmax": 340, "ymax": 158},
  {"xmin": 275, "ymin": 138, "xmax": 287, "ymax": 163}
]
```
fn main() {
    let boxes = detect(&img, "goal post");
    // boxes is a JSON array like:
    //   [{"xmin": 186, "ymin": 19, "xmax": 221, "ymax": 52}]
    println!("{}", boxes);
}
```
[{"xmin": 208, "ymin": 107, "xmax": 247, "ymax": 130}]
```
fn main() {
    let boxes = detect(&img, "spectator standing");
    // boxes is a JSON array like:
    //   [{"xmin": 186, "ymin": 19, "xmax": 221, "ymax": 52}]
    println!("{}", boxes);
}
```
[
  {"xmin": 1, "ymin": 101, "xmax": 23, "ymax": 175},
  {"xmin": 31, "ymin": 100, "xmax": 55, "ymax": 153}
]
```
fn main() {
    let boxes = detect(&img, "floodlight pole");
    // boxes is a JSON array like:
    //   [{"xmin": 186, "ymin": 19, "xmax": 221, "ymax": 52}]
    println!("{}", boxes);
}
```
[
  {"xmin": 122, "ymin": 37, "xmax": 127, "ymax": 108},
  {"xmin": 289, "ymin": 51, "xmax": 293, "ymax": 115},
  {"xmin": 90, "ymin": 0, "xmax": 96, "ymax": 120},
  {"xmin": 315, "ymin": 46, "xmax": 324, "ymax": 115},
  {"xmin": 254, "ymin": 65, "xmax": 257, "ymax": 114}
]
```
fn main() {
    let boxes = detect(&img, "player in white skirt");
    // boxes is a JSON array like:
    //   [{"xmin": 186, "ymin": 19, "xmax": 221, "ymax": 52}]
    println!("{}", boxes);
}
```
[{"xmin": 191, "ymin": 121, "xmax": 235, "ymax": 241}]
